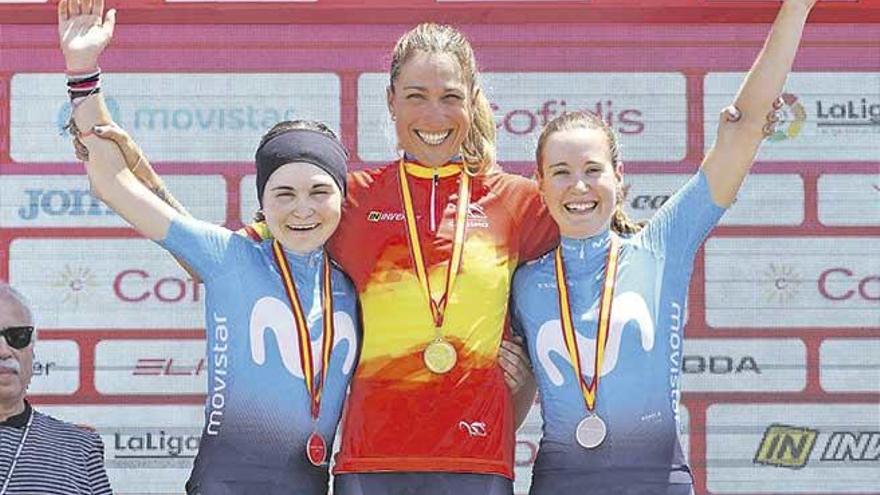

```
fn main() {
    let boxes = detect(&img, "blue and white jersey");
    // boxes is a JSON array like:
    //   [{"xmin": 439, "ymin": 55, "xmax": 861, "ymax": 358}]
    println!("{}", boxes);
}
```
[
  {"xmin": 158, "ymin": 216, "xmax": 359, "ymax": 493},
  {"xmin": 512, "ymin": 171, "xmax": 725, "ymax": 492}
]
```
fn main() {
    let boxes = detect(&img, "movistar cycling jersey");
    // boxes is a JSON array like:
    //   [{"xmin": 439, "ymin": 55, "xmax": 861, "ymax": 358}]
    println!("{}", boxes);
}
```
[
  {"xmin": 511, "ymin": 171, "xmax": 725, "ymax": 493},
  {"xmin": 158, "ymin": 216, "xmax": 359, "ymax": 494}
]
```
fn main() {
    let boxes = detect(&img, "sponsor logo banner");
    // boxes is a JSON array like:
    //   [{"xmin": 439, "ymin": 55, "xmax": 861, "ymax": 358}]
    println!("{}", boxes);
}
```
[
  {"xmin": 10, "ymin": 73, "xmax": 339, "ymax": 162},
  {"xmin": 820, "ymin": 339, "xmax": 880, "ymax": 393},
  {"xmin": 10, "ymin": 239, "xmax": 204, "ymax": 329},
  {"xmin": 681, "ymin": 339, "xmax": 805, "ymax": 393},
  {"xmin": 358, "ymin": 72, "xmax": 687, "ymax": 162},
  {"xmin": 707, "ymin": 404, "xmax": 879, "ymax": 493},
  {"xmin": 704, "ymin": 237, "xmax": 880, "ymax": 328},
  {"xmin": 818, "ymin": 174, "xmax": 880, "ymax": 226},
  {"xmin": 40, "ymin": 405, "xmax": 203, "ymax": 494},
  {"xmin": 680, "ymin": 404, "xmax": 691, "ymax": 465},
  {"xmin": 28, "ymin": 339, "xmax": 79, "ymax": 395},
  {"xmin": 515, "ymin": 403, "xmax": 543, "ymax": 492},
  {"xmin": 240, "ymin": 175, "xmax": 258, "ymax": 224},
  {"xmin": 623, "ymin": 174, "xmax": 803, "ymax": 225},
  {"xmin": 622, "ymin": 174, "xmax": 689, "ymax": 222},
  {"xmin": 704, "ymin": 73, "xmax": 880, "ymax": 161},
  {"xmin": 0, "ymin": 175, "xmax": 226, "ymax": 228},
  {"xmin": 94, "ymin": 340, "xmax": 206, "ymax": 395}
]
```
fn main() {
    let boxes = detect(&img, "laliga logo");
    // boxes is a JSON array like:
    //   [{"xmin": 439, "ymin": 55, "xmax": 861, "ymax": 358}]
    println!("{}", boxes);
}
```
[
  {"xmin": 767, "ymin": 93, "xmax": 806, "ymax": 143},
  {"xmin": 249, "ymin": 297, "xmax": 357, "ymax": 379},
  {"xmin": 536, "ymin": 291, "xmax": 654, "ymax": 386}
]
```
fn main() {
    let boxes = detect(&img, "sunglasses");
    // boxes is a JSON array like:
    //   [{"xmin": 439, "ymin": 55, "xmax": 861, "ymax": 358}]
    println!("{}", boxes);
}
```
[{"xmin": 0, "ymin": 326, "xmax": 34, "ymax": 350}]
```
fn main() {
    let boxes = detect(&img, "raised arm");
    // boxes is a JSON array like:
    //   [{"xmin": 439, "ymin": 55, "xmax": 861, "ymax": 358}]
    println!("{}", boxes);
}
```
[
  {"xmin": 59, "ymin": 0, "xmax": 177, "ymax": 240},
  {"xmin": 701, "ymin": 0, "xmax": 817, "ymax": 207},
  {"xmin": 58, "ymin": 0, "xmax": 190, "ymax": 216}
]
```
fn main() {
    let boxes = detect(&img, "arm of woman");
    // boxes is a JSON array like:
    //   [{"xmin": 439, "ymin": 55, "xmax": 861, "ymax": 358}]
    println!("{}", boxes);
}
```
[
  {"xmin": 701, "ymin": 0, "xmax": 817, "ymax": 207},
  {"xmin": 60, "ymin": 0, "xmax": 197, "ymax": 225},
  {"xmin": 60, "ymin": 0, "xmax": 178, "ymax": 240},
  {"xmin": 500, "ymin": 336, "xmax": 538, "ymax": 430},
  {"xmin": 80, "ymin": 124, "xmax": 178, "ymax": 240}
]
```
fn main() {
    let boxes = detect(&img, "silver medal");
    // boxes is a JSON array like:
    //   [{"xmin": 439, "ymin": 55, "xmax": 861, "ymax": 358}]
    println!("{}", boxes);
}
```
[{"xmin": 576, "ymin": 415, "xmax": 607, "ymax": 449}]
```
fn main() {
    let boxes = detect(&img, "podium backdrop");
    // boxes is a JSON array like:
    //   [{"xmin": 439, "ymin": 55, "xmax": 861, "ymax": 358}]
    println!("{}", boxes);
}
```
[{"xmin": 1, "ymin": 1, "xmax": 878, "ymax": 494}]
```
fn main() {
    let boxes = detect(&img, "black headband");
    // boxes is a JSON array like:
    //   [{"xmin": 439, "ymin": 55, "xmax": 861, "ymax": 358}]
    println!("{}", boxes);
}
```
[{"xmin": 255, "ymin": 129, "xmax": 348, "ymax": 206}]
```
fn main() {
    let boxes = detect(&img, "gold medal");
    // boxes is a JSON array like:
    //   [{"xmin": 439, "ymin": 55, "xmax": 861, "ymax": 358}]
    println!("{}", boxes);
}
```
[
  {"xmin": 398, "ymin": 160, "xmax": 470, "ymax": 374},
  {"xmin": 423, "ymin": 338, "xmax": 457, "ymax": 374}
]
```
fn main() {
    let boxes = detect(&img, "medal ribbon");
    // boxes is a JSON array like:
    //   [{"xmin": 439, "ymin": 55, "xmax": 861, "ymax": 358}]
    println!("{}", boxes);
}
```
[
  {"xmin": 271, "ymin": 241, "xmax": 334, "ymax": 419},
  {"xmin": 397, "ymin": 159, "xmax": 470, "ymax": 332},
  {"xmin": 555, "ymin": 235, "xmax": 620, "ymax": 411}
]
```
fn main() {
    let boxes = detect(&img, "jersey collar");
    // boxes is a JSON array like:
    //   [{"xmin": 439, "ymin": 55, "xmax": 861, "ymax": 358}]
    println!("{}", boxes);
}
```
[
  {"xmin": 559, "ymin": 229, "xmax": 613, "ymax": 270},
  {"xmin": 402, "ymin": 152, "xmax": 463, "ymax": 179}
]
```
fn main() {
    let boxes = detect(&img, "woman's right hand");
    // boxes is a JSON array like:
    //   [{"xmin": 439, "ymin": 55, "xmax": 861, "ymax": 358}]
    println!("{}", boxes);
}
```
[{"xmin": 58, "ymin": 0, "xmax": 117, "ymax": 73}]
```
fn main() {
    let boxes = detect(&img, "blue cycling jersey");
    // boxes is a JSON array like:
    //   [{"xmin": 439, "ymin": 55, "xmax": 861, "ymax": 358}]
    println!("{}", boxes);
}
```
[
  {"xmin": 159, "ymin": 216, "xmax": 359, "ymax": 494},
  {"xmin": 512, "ymin": 171, "xmax": 725, "ymax": 493}
]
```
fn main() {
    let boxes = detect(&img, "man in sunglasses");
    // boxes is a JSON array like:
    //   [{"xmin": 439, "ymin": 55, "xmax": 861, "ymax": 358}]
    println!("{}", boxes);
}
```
[{"xmin": 0, "ymin": 282, "xmax": 112, "ymax": 494}]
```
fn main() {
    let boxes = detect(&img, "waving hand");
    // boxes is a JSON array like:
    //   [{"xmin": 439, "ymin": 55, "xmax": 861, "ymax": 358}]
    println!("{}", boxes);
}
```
[{"xmin": 58, "ymin": 0, "xmax": 117, "ymax": 73}]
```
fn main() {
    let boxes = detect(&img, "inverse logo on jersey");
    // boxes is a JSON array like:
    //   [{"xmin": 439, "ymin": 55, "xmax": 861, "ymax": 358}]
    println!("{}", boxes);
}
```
[{"xmin": 367, "ymin": 210, "xmax": 405, "ymax": 223}]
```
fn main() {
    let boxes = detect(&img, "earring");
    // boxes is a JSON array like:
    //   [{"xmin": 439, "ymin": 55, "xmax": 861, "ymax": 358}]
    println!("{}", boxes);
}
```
[{"xmin": 390, "ymin": 114, "xmax": 397, "ymax": 122}]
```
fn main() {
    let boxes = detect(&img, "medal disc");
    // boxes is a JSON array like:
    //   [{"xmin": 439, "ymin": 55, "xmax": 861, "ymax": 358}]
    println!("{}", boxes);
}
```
[
  {"xmin": 306, "ymin": 432, "xmax": 327, "ymax": 466},
  {"xmin": 423, "ymin": 339, "xmax": 457, "ymax": 374},
  {"xmin": 576, "ymin": 415, "xmax": 607, "ymax": 449}
]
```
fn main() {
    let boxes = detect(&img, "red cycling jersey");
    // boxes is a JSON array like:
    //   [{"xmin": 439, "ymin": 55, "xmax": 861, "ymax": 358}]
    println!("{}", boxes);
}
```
[{"xmin": 326, "ymin": 160, "xmax": 557, "ymax": 477}]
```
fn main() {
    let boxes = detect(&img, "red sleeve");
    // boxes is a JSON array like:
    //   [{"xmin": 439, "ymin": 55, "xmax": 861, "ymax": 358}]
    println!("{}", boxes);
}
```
[
  {"xmin": 509, "ymin": 176, "xmax": 559, "ymax": 263},
  {"xmin": 327, "ymin": 169, "xmax": 375, "ymax": 269}
]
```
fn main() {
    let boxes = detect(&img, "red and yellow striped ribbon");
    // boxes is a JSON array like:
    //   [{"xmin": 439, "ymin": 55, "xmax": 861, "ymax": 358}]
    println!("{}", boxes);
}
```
[
  {"xmin": 554, "ymin": 235, "xmax": 620, "ymax": 411},
  {"xmin": 271, "ymin": 240, "xmax": 335, "ymax": 419},
  {"xmin": 397, "ymin": 159, "xmax": 470, "ymax": 331}
]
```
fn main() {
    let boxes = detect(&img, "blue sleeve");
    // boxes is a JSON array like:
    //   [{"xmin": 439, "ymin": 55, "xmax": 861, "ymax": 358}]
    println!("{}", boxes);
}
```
[
  {"xmin": 156, "ymin": 216, "xmax": 239, "ymax": 283},
  {"xmin": 510, "ymin": 268, "xmax": 529, "ymax": 342},
  {"xmin": 636, "ymin": 169, "xmax": 726, "ymax": 263}
]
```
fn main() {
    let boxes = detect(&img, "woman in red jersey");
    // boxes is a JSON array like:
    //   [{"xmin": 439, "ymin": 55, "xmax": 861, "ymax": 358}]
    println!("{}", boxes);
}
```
[
  {"xmin": 322, "ymin": 25, "xmax": 557, "ymax": 495},
  {"xmin": 72, "ymin": 17, "xmax": 556, "ymax": 495}
]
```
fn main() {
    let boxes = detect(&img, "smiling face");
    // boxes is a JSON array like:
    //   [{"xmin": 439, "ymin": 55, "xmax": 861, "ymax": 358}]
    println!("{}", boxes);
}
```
[
  {"xmin": 0, "ymin": 294, "xmax": 33, "ymax": 411},
  {"xmin": 538, "ymin": 127, "xmax": 622, "ymax": 239},
  {"xmin": 261, "ymin": 162, "xmax": 343, "ymax": 254},
  {"xmin": 388, "ymin": 51, "xmax": 473, "ymax": 168}
]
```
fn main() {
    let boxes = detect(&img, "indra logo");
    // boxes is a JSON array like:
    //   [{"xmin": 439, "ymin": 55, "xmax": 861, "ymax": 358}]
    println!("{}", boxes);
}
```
[
  {"xmin": 755, "ymin": 424, "xmax": 880, "ymax": 469},
  {"xmin": 763, "ymin": 263, "xmax": 802, "ymax": 304},
  {"xmin": 754, "ymin": 424, "xmax": 818, "ymax": 469},
  {"xmin": 767, "ymin": 93, "xmax": 806, "ymax": 143},
  {"xmin": 57, "ymin": 97, "xmax": 121, "ymax": 135}
]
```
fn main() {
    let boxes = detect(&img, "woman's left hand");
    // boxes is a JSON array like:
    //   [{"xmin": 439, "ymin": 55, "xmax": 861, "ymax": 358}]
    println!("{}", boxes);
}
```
[{"xmin": 499, "ymin": 336, "xmax": 533, "ymax": 394}]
